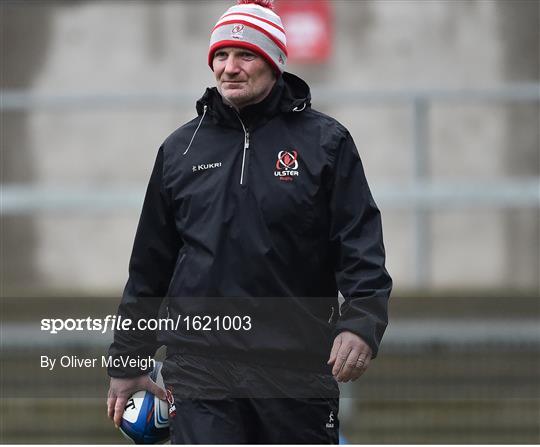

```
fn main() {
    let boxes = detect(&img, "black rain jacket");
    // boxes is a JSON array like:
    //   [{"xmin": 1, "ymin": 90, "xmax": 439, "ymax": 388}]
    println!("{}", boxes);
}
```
[{"xmin": 108, "ymin": 72, "xmax": 392, "ymax": 378}]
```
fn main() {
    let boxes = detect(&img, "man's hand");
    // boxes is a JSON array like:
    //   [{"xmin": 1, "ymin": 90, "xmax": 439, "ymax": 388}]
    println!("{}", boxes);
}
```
[
  {"xmin": 107, "ymin": 375, "xmax": 167, "ymax": 428},
  {"xmin": 327, "ymin": 331, "xmax": 372, "ymax": 382}
]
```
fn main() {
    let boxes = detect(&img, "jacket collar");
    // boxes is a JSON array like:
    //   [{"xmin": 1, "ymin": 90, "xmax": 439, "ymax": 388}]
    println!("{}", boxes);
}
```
[{"xmin": 196, "ymin": 72, "xmax": 311, "ymax": 129}]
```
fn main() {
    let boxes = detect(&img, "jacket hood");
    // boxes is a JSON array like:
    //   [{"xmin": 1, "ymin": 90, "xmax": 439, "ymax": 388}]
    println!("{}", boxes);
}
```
[
  {"xmin": 279, "ymin": 71, "xmax": 312, "ymax": 112},
  {"xmin": 196, "ymin": 72, "xmax": 311, "ymax": 124}
]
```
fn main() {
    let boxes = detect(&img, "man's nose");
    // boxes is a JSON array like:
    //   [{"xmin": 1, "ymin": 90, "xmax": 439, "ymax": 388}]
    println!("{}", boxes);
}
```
[{"xmin": 224, "ymin": 56, "xmax": 240, "ymax": 74}]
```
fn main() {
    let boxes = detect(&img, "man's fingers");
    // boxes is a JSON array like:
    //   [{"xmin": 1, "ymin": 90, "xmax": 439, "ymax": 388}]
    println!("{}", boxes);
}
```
[
  {"xmin": 332, "ymin": 343, "xmax": 352, "ymax": 377},
  {"xmin": 355, "ymin": 354, "xmax": 367, "ymax": 369},
  {"xmin": 327, "ymin": 335, "xmax": 342, "ymax": 365},
  {"xmin": 351, "ymin": 350, "xmax": 372, "ymax": 381},
  {"xmin": 351, "ymin": 356, "xmax": 368, "ymax": 381},
  {"xmin": 361, "ymin": 353, "xmax": 371, "ymax": 369},
  {"xmin": 146, "ymin": 379, "xmax": 167, "ymax": 401},
  {"xmin": 329, "ymin": 331, "xmax": 374, "ymax": 382},
  {"xmin": 336, "ymin": 348, "xmax": 361, "ymax": 382},
  {"xmin": 107, "ymin": 396, "xmax": 116, "ymax": 421},
  {"xmin": 358, "ymin": 346, "xmax": 372, "ymax": 370},
  {"xmin": 113, "ymin": 396, "xmax": 128, "ymax": 428}
]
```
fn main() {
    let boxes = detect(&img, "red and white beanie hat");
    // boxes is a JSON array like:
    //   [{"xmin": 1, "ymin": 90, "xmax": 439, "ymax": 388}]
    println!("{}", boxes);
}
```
[{"xmin": 208, "ymin": 0, "xmax": 288, "ymax": 75}]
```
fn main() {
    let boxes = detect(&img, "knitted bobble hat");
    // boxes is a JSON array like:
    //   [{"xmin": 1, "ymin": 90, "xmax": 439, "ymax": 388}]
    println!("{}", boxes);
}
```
[{"xmin": 208, "ymin": 0, "xmax": 288, "ymax": 74}]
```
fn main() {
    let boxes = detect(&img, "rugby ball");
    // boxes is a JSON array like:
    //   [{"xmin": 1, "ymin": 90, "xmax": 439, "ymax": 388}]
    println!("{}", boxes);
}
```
[{"xmin": 119, "ymin": 361, "xmax": 170, "ymax": 444}]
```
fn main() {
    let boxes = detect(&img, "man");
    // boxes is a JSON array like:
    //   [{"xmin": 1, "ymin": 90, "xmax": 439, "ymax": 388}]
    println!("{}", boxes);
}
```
[{"xmin": 107, "ymin": 0, "xmax": 392, "ymax": 443}]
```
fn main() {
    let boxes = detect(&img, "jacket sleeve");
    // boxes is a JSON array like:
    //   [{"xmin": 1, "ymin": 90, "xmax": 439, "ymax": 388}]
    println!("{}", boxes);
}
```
[
  {"xmin": 329, "ymin": 132, "xmax": 392, "ymax": 359},
  {"xmin": 107, "ymin": 146, "xmax": 182, "ymax": 378}
]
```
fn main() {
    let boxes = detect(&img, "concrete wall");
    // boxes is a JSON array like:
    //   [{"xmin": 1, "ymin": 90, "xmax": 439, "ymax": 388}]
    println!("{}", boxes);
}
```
[{"xmin": 2, "ymin": 0, "xmax": 538, "ymax": 293}]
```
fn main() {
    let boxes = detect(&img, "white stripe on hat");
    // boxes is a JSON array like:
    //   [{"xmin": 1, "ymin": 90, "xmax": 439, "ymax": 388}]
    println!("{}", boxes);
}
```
[{"xmin": 216, "ymin": 13, "xmax": 286, "ymax": 45}]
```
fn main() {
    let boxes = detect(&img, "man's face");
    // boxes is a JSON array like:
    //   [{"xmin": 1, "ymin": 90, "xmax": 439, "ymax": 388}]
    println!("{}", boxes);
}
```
[{"xmin": 213, "ymin": 47, "xmax": 276, "ymax": 110}]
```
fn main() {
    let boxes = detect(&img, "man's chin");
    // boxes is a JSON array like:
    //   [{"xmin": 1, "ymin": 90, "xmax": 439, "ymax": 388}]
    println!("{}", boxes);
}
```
[
  {"xmin": 223, "ymin": 92, "xmax": 248, "ymax": 106},
  {"xmin": 223, "ymin": 88, "xmax": 247, "ymax": 97}
]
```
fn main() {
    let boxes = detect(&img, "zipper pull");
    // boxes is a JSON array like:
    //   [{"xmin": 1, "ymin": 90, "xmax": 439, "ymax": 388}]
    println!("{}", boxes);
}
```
[{"xmin": 240, "ymin": 129, "xmax": 250, "ymax": 185}]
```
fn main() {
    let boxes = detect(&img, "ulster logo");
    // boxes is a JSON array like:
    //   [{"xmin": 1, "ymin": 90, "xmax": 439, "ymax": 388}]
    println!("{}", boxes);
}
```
[
  {"xmin": 274, "ymin": 150, "xmax": 299, "ymax": 182},
  {"xmin": 231, "ymin": 24, "xmax": 245, "ymax": 40}
]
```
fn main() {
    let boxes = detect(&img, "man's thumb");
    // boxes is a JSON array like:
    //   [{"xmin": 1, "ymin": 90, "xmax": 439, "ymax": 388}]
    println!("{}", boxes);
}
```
[{"xmin": 146, "ymin": 379, "xmax": 167, "ymax": 401}]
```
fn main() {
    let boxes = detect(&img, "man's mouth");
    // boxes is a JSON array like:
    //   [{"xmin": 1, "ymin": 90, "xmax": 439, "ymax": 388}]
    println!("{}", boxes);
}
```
[{"xmin": 222, "ymin": 81, "xmax": 245, "ymax": 90}]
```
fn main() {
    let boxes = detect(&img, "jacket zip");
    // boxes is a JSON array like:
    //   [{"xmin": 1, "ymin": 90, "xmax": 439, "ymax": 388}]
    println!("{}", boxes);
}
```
[{"xmin": 236, "ymin": 115, "xmax": 250, "ymax": 186}]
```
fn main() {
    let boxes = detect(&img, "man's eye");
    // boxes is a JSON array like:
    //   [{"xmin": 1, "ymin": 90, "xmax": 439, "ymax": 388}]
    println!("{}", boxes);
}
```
[
  {"xmin": 215, "ymin": 52, "xmax": 228, "ymax": 59},
  {"xmin": 241, "ymin": 53, "xmax": 255, "ymax": 60}
]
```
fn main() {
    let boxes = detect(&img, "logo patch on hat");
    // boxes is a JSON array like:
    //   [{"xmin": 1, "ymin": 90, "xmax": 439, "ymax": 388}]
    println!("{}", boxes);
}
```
[{"xmin": 231, "ymin": 24, "xmax": 245, "ymax": 40}]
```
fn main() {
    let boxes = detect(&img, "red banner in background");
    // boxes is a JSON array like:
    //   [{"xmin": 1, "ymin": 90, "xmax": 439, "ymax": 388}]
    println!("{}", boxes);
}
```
[{"xmin": 275, "ymin": 0, "xmax": 333, "ymax": 64}]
